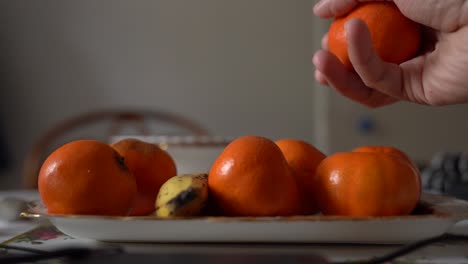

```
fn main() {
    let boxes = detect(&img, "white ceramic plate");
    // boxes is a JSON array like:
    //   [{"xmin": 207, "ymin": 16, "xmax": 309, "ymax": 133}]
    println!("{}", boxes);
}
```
[{"xmin": 21, "ymin": 193, "xmax": 468, "ymax": 244}]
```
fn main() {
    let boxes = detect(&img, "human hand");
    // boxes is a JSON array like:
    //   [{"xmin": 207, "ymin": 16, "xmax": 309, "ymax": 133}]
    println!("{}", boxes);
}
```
[{"xmin": 312, "ymin": 0, "xmax": 468, "ymax": 107}]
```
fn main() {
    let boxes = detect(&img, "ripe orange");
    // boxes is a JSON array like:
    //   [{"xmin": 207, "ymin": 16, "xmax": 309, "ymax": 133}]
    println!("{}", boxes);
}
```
[
  {"xmin": 328, "ymin": 2, "xmax": 421, "ymax": 70},
  {"xmin": 314, "ymin": 151, "xmax": 421, "ymax": 216},
  {"xmin": 352, "ymin": 145, "xmax": 418, "ymax": 169},
  {"xmin": 111, "ymin": 138, "xmax": 177, "ymax": 216},
  {"xmin": 38, "ymin": 140, "xmax": 137, "ymax": 216},
  {"xmin": 275, "ymin": 139, "xmax": 326, "ymax": 214},
  {"xmin": 353, "ymin": 145, "xmax": 409, "ymax": 156},
  {"xmin": 352, "ymin": 145, "xmax": 421, "ymax": 194},
  {"xmin": 208, "ymin": 136, "xmax": 301, "ymax": 216}
]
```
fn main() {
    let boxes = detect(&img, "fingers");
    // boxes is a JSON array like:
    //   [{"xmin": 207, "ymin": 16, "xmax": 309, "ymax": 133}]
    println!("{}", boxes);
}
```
[
  {"xmin": 312, "ymin": 49, "xmax": 397, "ymax": 108},
  {"xmin": 313, "ymin": 0, "xmax": 373, "ymax": 18},
  {"xmin": 345, "ymin": 18, "xmax": 406, "ymax": 100},
  {"xmin": 313, "ymin": 0, "xmax": 357, "ymax": 18},
  {"xmin": 321, "ymin": 33, "xmax": 328, "ymax": 50},
  {"xmin": 314, "ymin": 33, "xmax": 329, "ymax": 85},
  {"xmin": 315, "ymin": 70, "xmax": 329, "ymax": 85},
  {"xmin": 314, "ymin": 0, "xmax": 467, "ymax": 32},
  {"xmin": 394, "ymin": 0, "xmax": 468, "ymax": 32},
  {"xmin": 315, "ymin": 33, "xmax": 329, "ymax": 85}
]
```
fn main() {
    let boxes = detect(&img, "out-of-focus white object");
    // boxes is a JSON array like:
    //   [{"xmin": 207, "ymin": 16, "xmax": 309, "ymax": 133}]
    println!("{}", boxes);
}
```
[{"xmin": 110, "ymin": 135, "xmax": 231, "ymax": 174}]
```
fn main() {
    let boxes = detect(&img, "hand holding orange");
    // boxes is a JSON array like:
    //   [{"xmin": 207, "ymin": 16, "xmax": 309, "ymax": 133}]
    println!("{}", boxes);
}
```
[{"xmin": 328, "ymin": 2, "xmax": 421, "ymax": 70}]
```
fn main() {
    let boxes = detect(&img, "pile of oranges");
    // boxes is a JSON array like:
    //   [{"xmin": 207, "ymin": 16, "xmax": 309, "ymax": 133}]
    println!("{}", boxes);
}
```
[
  {"xmin": 38, "ymin": 135, "xmax": 421, "ymax": 218},
  {"xmin": 209, "ymin": 136, "xmax": 421, "ymax": 217}
]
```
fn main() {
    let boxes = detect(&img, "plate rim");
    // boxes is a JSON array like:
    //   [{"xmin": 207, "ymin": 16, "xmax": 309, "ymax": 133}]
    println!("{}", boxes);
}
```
[{"xmin": 20, "ymin": 193, "xmax": 468, "ymax": 223}]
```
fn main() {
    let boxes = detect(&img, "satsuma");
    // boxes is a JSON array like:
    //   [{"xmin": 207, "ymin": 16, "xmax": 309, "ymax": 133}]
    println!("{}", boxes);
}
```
[
  {"xmin": 111, "ymin": 138, "xmax": 177, "ymax": 216},
  {"xmin": 38, "ymin": 140, "xmax": 137, "ymax": 216},
  {"xmin": 208, "ymin": 136, "xmax": 301, "ymax": 216}
]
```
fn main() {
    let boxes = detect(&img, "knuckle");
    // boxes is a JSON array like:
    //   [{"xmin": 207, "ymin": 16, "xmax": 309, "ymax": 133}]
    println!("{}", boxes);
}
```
[{"xmin": 361, "ymin": 67, "xmax": 387, "ymax": 88}]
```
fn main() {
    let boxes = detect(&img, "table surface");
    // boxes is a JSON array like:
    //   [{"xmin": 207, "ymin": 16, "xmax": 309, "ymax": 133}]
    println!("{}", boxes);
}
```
[{"xmin": 1, "ymin": 190, "xmax": 468, "ymax": 264}]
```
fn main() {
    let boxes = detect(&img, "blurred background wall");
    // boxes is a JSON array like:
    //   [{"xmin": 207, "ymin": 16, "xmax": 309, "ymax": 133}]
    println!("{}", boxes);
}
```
[
  {"xmin": 0, "ymin": 0, "xmax": 467, "ymax": 189},
  {"xmin": 0, "ymin": 0, "xmax": 321, "ymax": 188}
]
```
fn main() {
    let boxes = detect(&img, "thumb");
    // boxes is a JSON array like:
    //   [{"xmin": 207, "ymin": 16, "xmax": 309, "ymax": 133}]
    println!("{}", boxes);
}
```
[{"xmin": 345, "ymin": 18, "xmax": 406, "ymax": 100}]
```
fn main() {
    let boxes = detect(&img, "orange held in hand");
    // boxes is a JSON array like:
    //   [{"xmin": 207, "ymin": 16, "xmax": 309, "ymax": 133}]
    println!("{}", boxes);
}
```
[
  {"xmin": 38, "ymin": 140, "xmax": 137, "ymax": 216},
  {"xmin": 328, "ymin": 2, "xmax": 422, "ymax": 70},
  {"xmin": 276, "ymin": 138, "xmax": 326, "ymax": 215},
  {"xmin": 314, "ymin": 146, "xmax": 421, "ymax": 217},
  {"xmin": 111, "ymin": 138, "xmax": 177, "ymax": 216},
  {"xmin": 208, "ymin": 136, "xmax": 301, "ymax": 216}
]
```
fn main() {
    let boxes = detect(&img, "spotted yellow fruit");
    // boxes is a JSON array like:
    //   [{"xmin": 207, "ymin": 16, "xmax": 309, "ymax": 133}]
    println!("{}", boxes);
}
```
[{"xmin": 155, "ymin": 173, "xmax": 209, "ymax": 217}]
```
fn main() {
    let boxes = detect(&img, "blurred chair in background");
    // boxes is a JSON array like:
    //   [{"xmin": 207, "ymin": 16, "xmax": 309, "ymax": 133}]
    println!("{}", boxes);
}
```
[
  {"xmin": 21, "ymin": 109, "xmax": 210, "ymax": 189},
  {"xmin": 0, "ymin": 120, "xmax": 11, "ymax": 172}
]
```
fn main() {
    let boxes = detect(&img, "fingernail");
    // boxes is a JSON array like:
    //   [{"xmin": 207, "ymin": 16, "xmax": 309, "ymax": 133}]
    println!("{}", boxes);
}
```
[
  {"xmin": 312, "ymin": 53, "xmax": 320, "ymax": 66},
  {"xmin": 313, "ymin": 0, "xmax": 327, "ymax": 13},
  {"xmin": 345, "ymin": 18, "xmax": 363, "ymax": 34},
  {"xmin": 344, "ymin": 19, "xmax": 354, "ymax": 33}
]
